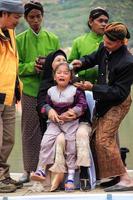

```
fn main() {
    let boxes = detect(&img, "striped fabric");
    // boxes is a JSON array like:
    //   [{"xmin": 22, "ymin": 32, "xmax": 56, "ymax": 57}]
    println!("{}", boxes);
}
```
[
  {"xmin": 91, "ymin": 95, "xmax": 132, "ymax": 179},
  {"xmin": 21, "ymin": 93, "xmax": 42, "ymax": 172}
]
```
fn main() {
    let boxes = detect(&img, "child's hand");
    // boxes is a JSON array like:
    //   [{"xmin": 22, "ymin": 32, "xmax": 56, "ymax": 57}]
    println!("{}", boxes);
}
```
[
  {"xmin": 59, "ymin": 109, "xmax": 77, "ymax": 122},
  {"xmin": 67, "ymin": 109, "xmax": 77, "ymax": 118},
  {"xmin": 59, "ymin": 112, "xmax": 68, "ymax": 121},
  {"xmin": 48, "ymin": 109, "xmax": 60, "ymax": 123}
]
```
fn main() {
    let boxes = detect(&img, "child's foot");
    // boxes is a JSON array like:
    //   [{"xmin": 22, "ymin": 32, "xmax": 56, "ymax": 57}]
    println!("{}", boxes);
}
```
[
  {"xmin": 50, "ymin": 172, "xmax": 64, "ymax": 192},
  {"xmin": 30, "ymin": 169, "xmax": 46, "ymax": 182},
  {"xmin": 65, "ymin": 180, "xmax": 75, "ymax": 192}
]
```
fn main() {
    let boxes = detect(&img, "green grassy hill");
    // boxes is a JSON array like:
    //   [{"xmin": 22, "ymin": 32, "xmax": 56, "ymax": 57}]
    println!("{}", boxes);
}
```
[{"xmin": 18, "ymin": 0, "xmax": 133, "ymax": 48}]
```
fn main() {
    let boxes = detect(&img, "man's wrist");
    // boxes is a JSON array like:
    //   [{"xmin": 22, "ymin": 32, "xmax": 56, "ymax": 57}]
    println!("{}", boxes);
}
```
[{"xmin": 80, "ymin": 57, "xmax": 85, "ymax": 66}]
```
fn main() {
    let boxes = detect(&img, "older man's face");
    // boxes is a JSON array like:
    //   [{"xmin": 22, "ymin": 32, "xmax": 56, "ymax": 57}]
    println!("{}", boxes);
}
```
[
  {"xmin": 103, "ymin": 35, "xmax": 123, "ymax": 52},
  {"xmin": 2, "ymin": 12, "xmax": 22, "ymax": 29}
]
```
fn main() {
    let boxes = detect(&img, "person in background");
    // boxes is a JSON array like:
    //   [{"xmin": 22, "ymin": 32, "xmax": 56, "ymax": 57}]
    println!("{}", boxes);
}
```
[
  {"xmin": 69, "ymin": 7, "xmax": 109, "ymax": 83},
  {"xmin": 0, "ymin": 0, "xmax": 24, "ymax": 193},
  {"xmin": 68, "ymin": 6, "xmax": 109, "ymax": 187},
  {"xmin": 31, "ymin": 62, "xmax": 88, "ymax": 192},
  {"xmin": 71, "ymin": 22, "xmax": 133, "ymax": 192},
  {"xmin": 16, "ymin": 1, "xmax": 60, "ymax": 184}
]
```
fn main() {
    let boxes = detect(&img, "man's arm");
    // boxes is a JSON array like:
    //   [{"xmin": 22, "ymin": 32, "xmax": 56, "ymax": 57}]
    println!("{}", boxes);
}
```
[
  {"xmin": 71, "ymin": 49, "xmax": 99, "ymax": 73},
  {"xmin": 92, "ymin": 63, "xmax": 133, "ymax": 102}
]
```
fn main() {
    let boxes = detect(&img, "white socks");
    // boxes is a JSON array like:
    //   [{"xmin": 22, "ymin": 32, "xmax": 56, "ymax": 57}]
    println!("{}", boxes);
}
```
[{"xmin": 67, "ymin": 169, "xmax": 75, "ymax": 181}]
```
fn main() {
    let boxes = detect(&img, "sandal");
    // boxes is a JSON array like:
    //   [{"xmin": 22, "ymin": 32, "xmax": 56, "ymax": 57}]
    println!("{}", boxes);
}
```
[
  {"xmin": 30, "ymin": 170, "xmax": 46, "ymax": 182},
  {"xmin": 80, "ymin": 179, "xmax": 91, "ymax": 191},
  {"xmin": 65, "ymin": 180, "xmax": 75, "ymax": 192}
]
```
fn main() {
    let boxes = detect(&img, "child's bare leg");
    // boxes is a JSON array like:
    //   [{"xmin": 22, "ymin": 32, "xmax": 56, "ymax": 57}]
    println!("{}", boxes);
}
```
[
  {"xmin": 49, "ymin": 133, "xmax": 66, "ymax": 191},
  {"xmin": 49, "ymin": 133, "xmax": 66, "ymax": 173},
  {"xmin": 76, "ymin": 122, "xmax": 91, "ymax": 167}
]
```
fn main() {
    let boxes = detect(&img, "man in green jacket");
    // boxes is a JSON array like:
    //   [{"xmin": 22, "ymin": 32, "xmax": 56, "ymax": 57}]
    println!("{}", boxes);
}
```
[
  {"xmin": 16, "ymin": 1, "xmax": 60, "ymax": 183},
  {"xmin": 69, "ymin": 7, "xmax": 109, "ymax": 83}
]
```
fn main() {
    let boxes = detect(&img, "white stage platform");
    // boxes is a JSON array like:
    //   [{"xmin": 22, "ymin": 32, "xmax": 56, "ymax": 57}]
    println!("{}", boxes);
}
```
[
  {"xmin": 1, "ymin": 194, "xmax": 133, "ymax": 200},
  {"xmin": 0, "ymin": 171, "xmax": 133, "ymax": 200}
]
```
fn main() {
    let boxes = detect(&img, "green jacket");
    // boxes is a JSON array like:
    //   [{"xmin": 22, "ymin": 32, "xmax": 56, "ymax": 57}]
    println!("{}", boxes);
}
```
[
  {"xmin": 16, "ymin": 28, "xmax": 60, "ymax": 97},
  {"xmin": 69, "ymin": 31, "xmax": 103, "ymax": 83}
]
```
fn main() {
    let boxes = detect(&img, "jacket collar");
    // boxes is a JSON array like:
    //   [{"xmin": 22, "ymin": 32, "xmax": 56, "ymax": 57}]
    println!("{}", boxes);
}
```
[
  {"xmin": 109, "ymin": 45, "xmax": 127, "ymax": 56},
  {"xmin": 29, "ymin": 27, "xmax": 44, "ymax": 37},
  {"xmin": 0, "ymin": 29, "xmax": 10, "ymax": 41}
]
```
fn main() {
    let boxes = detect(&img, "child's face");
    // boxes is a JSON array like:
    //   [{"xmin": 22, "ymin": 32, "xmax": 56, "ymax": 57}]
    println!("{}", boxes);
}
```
[
  {"xmin": 54, "ymin": 64, "xmax": 71, "ymax": 88},
  {"xmin": 52, "ymin": 55, "xmax": 66, "ymax": 70}
]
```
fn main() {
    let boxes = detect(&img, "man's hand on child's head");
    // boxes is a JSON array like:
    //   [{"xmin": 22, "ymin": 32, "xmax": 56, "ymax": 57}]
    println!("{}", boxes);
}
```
[{"xmin": 71, "ymin": 59, "xmax": 82, "ymax": 69}]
